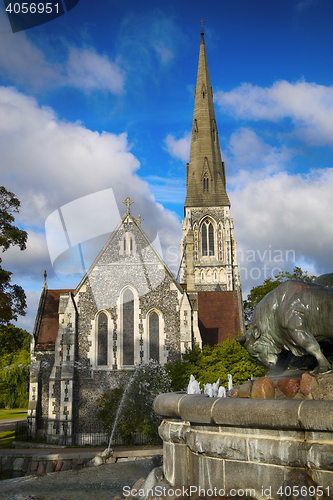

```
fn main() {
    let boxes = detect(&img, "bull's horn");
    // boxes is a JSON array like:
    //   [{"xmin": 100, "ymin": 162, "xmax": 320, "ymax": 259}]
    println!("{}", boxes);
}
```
[{"xmin": 237, "ymin": 333, "xmax": 247, "ymax": 345}]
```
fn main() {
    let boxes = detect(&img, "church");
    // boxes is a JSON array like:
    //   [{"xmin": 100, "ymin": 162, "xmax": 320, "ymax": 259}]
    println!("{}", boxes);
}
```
[{"xmin": 28, "ymin": 28, "xmax": 244, "ymax": 444}]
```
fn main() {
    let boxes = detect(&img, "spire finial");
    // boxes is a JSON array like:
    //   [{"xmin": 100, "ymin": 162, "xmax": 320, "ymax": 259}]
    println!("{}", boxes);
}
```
[
  {"xmin": 123, "ymin": 196, "xmax": 134, "ymax": 213},
  {"xmin": 136, "ymin": 215, "xmax": 144, "ymax": 225},
  {"xmin": 199, "ymin": 17, "xmax": 205, "ymax": 34},
  {"xmin": 43, "ymin": 270, "xmax": 47, "ymax": 289}
]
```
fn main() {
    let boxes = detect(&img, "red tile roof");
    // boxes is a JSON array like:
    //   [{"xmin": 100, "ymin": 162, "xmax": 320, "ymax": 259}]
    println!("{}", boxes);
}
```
[
  {"xmin": 35, "ymin": 289, "xmax": 74, "ymax": 350},
  {"xmin": 198, "ymin": 291, "xmax": 242, "ymax": 345}
]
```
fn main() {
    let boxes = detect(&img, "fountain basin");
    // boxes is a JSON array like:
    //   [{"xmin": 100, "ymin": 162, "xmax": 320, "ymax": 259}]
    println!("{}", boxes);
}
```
[{"xmin": 153, "ymin": 393, "xmax": 333, "ymax": 499}]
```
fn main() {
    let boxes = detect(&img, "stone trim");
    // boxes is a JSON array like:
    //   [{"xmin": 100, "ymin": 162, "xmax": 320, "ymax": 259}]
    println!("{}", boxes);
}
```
[
  {"xmin": 155, "ymin": 394, "xmax": 333, "ymax": 496},
  {"xmin": 153, "ymin": 393, "xmax": 333, "ymax": 431}
]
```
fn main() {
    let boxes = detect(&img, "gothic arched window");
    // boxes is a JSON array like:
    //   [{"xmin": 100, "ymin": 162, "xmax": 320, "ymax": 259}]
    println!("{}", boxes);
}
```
[
  {"xmin": 201, "ymin": 220, "xmax": 215, "ymax": 257},
  {"xmin": 203, "ymin": 177, "xmax": 210, "ymax": 193},
  {"xmin": 97, "ymin": 312, "xmax": 108, "ymax": 365},
  {"xmin": 202, "ymin": 224, "xmax": 207, "ymax": 255},
  {"xmin": 209, "ymin": 223, "xmax": 214, "ymax": 256},
  {"xmin": 123, "ymin": 289, "xmax": 134, "ymax": 365},
  {"xmin": 149, "ymin": 311, "xmax": 159, "ymax": 362}
]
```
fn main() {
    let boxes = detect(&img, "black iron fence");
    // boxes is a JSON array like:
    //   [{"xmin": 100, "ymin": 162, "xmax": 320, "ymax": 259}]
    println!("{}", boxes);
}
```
[{"xmin": 15, "ymin": 419, "xmax": 153, "ymax": 446}]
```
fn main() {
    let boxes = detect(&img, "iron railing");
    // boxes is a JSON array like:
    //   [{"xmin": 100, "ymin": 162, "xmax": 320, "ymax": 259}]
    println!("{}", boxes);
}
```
[{"xmin": 15, "ymin": 419, "xmax": 155, "ymax": 446}]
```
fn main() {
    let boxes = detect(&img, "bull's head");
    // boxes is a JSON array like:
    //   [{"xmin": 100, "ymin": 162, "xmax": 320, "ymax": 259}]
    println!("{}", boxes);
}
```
[{"xmin": 237, "ymin": 326, "xmax": 279, "ymax": 368}]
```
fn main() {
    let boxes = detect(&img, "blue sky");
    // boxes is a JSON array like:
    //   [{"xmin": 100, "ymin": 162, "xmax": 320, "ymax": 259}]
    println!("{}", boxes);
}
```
[{"xmin": 1, "ymin": 0, "xmax": 333, "ymax": 331}]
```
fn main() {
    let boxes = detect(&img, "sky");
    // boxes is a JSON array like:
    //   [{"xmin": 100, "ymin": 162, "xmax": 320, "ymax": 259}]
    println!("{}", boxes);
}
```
[{"xmin": 1, "ymin": 0, "xmax": 333, "ymax": 333}]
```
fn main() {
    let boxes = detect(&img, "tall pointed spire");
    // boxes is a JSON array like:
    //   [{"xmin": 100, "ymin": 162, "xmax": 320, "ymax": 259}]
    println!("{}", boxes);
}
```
[{"xmin": 184, "ymin": 29, "xmax": 230, "ymax": 208}]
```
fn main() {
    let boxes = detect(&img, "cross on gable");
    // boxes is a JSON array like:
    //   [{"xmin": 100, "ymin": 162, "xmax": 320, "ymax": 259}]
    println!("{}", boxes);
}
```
[
  {"xmin": 136, "ymin": 215, "xmax": 144, "ymax": 225},
  {"xmin": 199, "ymin": 17, "xmax": 205, "ymax": 34},
  {"xmin": 123, "ymin": 196, "xmax": 134, "ymax": 213}
]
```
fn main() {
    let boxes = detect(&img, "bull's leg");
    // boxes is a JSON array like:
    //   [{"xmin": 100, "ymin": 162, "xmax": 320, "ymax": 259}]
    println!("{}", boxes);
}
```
[{"xmin": 290, "ymin": 329, "xmax": 331, "ymax": 374}]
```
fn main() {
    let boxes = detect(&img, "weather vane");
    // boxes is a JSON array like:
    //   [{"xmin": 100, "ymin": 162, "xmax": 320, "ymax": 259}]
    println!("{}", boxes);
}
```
[{"xmin": 199, "ymin": 17, "xmax": 205, "ymax": 34}]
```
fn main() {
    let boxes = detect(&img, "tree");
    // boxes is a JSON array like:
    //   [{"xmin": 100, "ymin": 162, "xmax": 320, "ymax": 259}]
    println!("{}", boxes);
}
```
[
  {"xmin": 0, "ymin": 186, "xmax": 28, "ymax": 324},
  {"xmin": 166, "ymin": 337, "xmax": 265, "ymax": 392},
  {"xmin": 0, "ymin": 324, "xmax": 30, "ymax": 357},
  {"xmin": 0, "ymin": 325, "xmax": 30, "ymax": 408},
  {"xmin": 244, "ymin": 266, "xmax": 316, "ymax": 327}
]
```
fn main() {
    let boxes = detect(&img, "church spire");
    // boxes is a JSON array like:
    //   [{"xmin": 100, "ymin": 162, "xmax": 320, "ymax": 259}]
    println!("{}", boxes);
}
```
[{"xmin": 184, "ymin": 28, "xmax": 230, "ymax": 209}]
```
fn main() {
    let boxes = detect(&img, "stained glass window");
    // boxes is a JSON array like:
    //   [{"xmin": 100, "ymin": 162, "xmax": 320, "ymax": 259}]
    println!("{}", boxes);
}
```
[
  {"xmin": 149, "ymin": 312, "xmax": 159, "ymax": 362},
  {"xmin": 123, "ymin": 289, "xmax": 134, "ymax": 365},
  {"xmin": 97, "ymin": 312, "xmax": 107, "ymax": 365}
]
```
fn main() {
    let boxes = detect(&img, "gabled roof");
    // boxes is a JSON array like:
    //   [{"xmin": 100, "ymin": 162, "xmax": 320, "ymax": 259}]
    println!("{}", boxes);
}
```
[
  {"xmin": 34, "ymin": 289, "xmax": 74, "ymax": 350},
  {"xmin": 74, "ymin": 203, "xmax": 184, "ymax": 297}
]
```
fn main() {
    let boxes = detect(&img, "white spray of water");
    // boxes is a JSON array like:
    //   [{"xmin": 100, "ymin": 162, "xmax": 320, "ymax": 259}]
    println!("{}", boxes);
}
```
[
  {"xmin": 228, "ymin": 374, "xmax": 233, "ymax": 392},
  {"xmin": 218, "ymin": 386, "xmax": 226, "ymax": 397},
  {"xmin": 106, "ymin": 365, "xmax": 140, "ymax": 454},
  {"xmin": 204, "ymin": 378, "xmax": 220, "ymax": 397},
  {"xmin": 187, "ymin": 374, "xmax": 202, "ymax": 394},
  {"xmin": 187, "ymin": 375, "xmax": 227, "ymax": 397}
]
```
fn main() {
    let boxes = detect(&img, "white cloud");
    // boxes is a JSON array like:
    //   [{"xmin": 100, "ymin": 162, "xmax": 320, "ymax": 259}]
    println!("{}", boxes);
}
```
[
  {"xmin": 0, "ymin": 86, "xmax": 182, "ymax": 330},
  {"xmin": 0, "ymin": 86, "xmax": 143, "ymax": 224},
  {"xmin": 0, "ymin": 9, "xmax": 62, "ymax": 89},
  {"xmin": 164, "ymin": 132, "xmax": 191, "ymax": 162},
  {"xmin": 153, "ymin": 42, "xmax": 173, "ymax": 64},
  {"xmin": 230, "ymin": 167, "xmax": 333, "ymax": 295},
  {"xmin": 227, "ymin": 128, "xmax": 295, "ymax": 176},
  {"xmin": 215, "ymin": 80, "xmax": 333, "ymax": 145},
  {"xmin": 0, "ymin": 9, "xmax": 125, "ymax": 94},
  {"xmin": 66, "ymin": 48, "xmax": 125, "ymax": 94},
  {"xmin": 219, "ymin": 125, "xmax": 333, "ymax": 296}
]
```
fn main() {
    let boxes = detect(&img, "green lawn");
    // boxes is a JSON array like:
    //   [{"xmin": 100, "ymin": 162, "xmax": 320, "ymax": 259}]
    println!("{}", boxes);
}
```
[
  {"xmin": 0, "ymin": 409, "xmax": 27, "ymax": 449},
  {"xmin": 0, "ymin": 409, "xmax": 27, "ymax": 420},
  {"xmin": 0, "ymin": 430, "xmax": 15, "ymax": 448}
]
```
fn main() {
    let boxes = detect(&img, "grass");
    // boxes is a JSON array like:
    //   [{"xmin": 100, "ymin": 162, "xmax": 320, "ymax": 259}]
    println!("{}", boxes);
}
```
[
  {"xmin": 0, "ymin": 430, "xmax": 16, "ymax": 448},
  {"xmin": 0, "ymin": 409, "xmax": 27, "ymax": 449},
  {"xmin": 0, "ymin": 408, "xmax": 27, "ymax": 420}
]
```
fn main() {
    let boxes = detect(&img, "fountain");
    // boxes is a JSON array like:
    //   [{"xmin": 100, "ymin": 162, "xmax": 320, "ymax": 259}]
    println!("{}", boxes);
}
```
[
  {"xmin": 153, "ymin": 281, "xmax": 333, "ymax": 499},
  {"xmin": 187, "ymin": 375, "xmax": 229, "ymax": 398},
  {"xmin": 106, "ymin": 365, "xmax": 139, "ymax": 454},
  {"xmin": 187, "ymin": 375, "xmax": 201, "ymax": 395}
]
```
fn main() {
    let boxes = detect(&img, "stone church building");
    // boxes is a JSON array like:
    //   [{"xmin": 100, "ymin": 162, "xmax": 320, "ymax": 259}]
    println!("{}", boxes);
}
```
[{"xmin": 28, "ymin": 29, "xmax": 244, "ymax": 443}]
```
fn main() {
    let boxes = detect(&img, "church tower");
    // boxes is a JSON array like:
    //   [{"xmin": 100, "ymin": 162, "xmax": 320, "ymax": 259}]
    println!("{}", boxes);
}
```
[{"xmin": 180, "ymin": 24, "xmax": 244, "ymax": 343}]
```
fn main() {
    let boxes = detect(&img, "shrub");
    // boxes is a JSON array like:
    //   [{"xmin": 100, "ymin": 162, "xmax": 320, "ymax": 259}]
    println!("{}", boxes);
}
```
[{"xmin": 166, "ymin": 336, "xmax": 265, "ymax": 391}]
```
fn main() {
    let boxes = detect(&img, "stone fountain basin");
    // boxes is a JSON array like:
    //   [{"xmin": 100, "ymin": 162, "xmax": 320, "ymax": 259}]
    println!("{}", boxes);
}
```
[{"xmin": 153, "ymin": 393, "xmax": 333, "ymax": 499}]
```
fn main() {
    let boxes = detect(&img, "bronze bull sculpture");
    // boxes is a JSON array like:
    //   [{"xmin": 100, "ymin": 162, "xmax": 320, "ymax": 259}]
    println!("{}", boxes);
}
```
[{"xmin": 237, "ymin": 280, "xmax": 333, "ymax": 374}]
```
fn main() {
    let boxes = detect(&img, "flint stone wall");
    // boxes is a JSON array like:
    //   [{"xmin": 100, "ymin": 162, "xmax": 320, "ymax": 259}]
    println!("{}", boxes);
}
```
[{"xmin": 153, "ymin": 393, "xmax": 333, "ymax": 500}]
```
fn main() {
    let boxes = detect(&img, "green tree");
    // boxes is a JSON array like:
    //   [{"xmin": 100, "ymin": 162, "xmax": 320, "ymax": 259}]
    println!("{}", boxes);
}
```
[
  {"xmin": 0, "ymin": 324, "xmax": 30, "ymax": 357},
  {"xmin": 244, "ymin": 266, "xmax": 316, "ymax": 326},
  {"xmin": 166, "ymin": 337, "xmax": 265, "ymax": 392},
  {"xmin": 0, "ymin": 186, "xmax": 28, "ymax": 324},
  {"xmin": 0, "ymin": 325, "xmax": 30, "ymax": 408}
]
